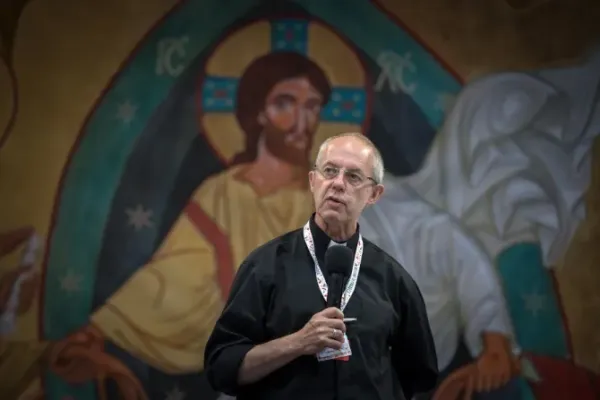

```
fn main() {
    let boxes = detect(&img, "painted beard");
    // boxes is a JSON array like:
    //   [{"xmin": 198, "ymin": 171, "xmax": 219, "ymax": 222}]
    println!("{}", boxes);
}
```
[{"xmin": 263, "ymin": 128, "xmax": 312, "ymax": 166}]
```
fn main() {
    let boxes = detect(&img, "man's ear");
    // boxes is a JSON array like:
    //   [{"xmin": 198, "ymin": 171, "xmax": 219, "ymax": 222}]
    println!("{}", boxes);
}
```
[
  {"xmin": 367, "ymin": 184, "xmax": 385, "ymax": 206},
  {"xmin": 308, "ymin": 170, "xmax": 316, "ymax": 192}
]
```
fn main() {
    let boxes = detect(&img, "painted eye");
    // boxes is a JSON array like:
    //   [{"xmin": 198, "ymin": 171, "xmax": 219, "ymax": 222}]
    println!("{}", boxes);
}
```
[{"xmin": 273, "ymin": 98, "xmax": 293, "ymax": 111}]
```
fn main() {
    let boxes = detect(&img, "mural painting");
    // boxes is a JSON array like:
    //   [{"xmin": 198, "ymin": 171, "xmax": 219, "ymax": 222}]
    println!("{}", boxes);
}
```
[
  {"xmin": 361, "ymin": 48, "xmax": 600, "ymax": 400},
  {"xmin": 0, "ymin": 0, "xmax": 599, "ymax": 399}
]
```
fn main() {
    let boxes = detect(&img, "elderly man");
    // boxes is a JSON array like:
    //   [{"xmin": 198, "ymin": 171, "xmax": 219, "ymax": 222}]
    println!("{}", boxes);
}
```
[{"xmin": 204, "ymin": 133, "xmax": 438, "ymax": 400}]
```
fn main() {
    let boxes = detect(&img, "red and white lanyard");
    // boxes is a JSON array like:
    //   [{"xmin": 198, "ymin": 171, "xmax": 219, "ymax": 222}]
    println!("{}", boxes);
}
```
[{"xmin": 302, "ymin": 221, "xmax": 363, "ymax": 311}]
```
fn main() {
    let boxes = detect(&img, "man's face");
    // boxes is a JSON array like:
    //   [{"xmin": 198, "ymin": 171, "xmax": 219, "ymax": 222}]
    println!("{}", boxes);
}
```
[
  {"xmin": 257, "ymin": 76, "xmax": 323, "ymax": 165},
  {"xmin": 309, "ymin": 137, "xmax": 384, "ymax": 225}
]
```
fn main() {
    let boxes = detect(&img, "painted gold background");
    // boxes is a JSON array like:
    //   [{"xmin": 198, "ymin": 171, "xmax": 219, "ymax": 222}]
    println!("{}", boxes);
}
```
[{"xmin": 0, "ymin": 0, "xmax": 598, "ymax": 372}]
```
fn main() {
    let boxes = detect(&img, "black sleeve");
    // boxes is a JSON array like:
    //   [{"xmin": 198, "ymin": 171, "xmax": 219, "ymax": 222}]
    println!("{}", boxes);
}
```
[
  {"xmin": 204, "ymin": 257, "xmax": 270, "ymax": 396},
  {"xmin": 391, "ymin": 267, "xmax": 439, "ymax": 399}
]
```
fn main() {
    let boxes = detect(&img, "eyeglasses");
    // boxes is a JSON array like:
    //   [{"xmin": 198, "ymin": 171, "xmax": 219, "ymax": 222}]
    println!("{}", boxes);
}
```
[{"xmin": 314, "ymin": 164, "xmax": 378, "ymax": 187}]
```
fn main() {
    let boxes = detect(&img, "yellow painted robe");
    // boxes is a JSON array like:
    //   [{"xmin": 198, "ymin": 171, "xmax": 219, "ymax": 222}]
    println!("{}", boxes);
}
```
[{"xmin": 92, "ymin": 165, "xmax": 314, "ymax": 373}]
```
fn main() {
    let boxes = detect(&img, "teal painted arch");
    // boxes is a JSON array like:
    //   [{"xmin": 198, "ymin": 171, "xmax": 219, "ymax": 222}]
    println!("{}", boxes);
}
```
[{"xmin": 40, "ymin": 0, "xmax": 462, "ymax": 398}]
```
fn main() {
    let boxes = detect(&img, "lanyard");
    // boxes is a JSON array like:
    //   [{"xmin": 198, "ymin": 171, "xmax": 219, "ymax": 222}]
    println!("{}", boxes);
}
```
[{"xmin": 302, "ymin": 222, "xmax": 363, "ymax": 311}]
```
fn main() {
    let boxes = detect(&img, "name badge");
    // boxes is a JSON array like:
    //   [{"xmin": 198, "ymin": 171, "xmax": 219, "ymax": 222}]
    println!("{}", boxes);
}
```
[{"xmin": 316, "ymin": 334, "xmax": 352, "ymax": 362}]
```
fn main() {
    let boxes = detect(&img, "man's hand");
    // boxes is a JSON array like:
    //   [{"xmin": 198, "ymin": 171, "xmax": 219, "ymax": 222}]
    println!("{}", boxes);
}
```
[
  {"xmin": 294, "ymin": 307, "xmax": 346, "ymax": 355},
  {"xmin": 237, "ymin": 307, "xmax": 347, "ymax": 386}
]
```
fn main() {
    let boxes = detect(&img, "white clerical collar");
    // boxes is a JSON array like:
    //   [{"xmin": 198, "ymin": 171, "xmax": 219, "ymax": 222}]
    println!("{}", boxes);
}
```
[{"xmin": 328, "ymin": 240, "xmax": 347, "ymax": 248}]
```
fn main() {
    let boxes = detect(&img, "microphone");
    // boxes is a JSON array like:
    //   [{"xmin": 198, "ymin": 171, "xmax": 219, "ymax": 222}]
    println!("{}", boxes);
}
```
[
  {"xmin": 324, "ymin": 245, "xmax": 353, "ymax": 400},
  {"xmin": 324, "ymin": 245, "xmax": 354, "ymax": 308}
]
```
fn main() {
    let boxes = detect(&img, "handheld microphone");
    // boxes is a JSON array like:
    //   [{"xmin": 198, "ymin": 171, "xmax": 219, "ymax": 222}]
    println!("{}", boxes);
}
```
[
  {"xmin": 324, "ymin": 245, "xmax": 354, "ymax": 308},
  {"xmin": 324, "ymin": 245, "xmax": 353, "ymax": 400}
]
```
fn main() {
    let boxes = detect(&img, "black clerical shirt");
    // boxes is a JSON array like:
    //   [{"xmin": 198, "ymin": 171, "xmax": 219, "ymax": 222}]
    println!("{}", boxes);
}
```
[{"xmin": 204, "ymin": 216, "xmax": 438, "ymax": 400}]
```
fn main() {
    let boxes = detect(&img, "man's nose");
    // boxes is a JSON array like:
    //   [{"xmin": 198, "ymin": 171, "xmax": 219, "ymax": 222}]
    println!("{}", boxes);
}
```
[{"xmin": 331, "ymin": 171, "xmax": 346, "ymax": 190}]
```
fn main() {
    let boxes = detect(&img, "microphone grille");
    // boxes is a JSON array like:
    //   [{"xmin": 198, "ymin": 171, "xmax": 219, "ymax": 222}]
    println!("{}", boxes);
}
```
[{"xmin": 324, "ymin": 245, "xmax": 353, "ymax": 277}]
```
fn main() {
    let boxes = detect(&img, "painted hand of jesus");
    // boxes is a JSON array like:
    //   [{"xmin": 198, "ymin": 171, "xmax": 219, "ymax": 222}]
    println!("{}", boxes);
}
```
[
  {"xmin": 433, "ymin": 332, "xmax": 520, "ymax": 400},
  {"xmin": 48, "ymin": 324, "xmax": 148, "ymax": 400}
]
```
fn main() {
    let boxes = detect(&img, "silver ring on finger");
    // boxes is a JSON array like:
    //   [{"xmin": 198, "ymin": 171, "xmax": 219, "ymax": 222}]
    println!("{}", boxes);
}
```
[{"xmin": 332, "ymin": 328, "xmax": 339, "ymax": 338}]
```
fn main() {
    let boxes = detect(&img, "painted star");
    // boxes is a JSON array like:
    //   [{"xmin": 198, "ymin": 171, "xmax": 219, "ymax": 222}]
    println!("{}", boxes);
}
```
[
  {"xmin": 164, "ymin": 386, "xmax": 186, "ymax": 400},
  {"xmin": 59, "ymin": 271, "xmax": 83, "ymax": 294},
  {"xmin": 125, "ymin": 205, "xmax": 154, "ymax": 231},
  {"xmin": 116, "ymin": 100, "xmax": 138, "ymax": 124},
  {"xmin": 523, "ymin": 291, "xmax": 546, "ymax": 317}
]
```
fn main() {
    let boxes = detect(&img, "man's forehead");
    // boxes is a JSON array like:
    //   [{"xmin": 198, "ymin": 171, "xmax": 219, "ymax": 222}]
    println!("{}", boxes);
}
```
[{"xmin": 322, "ymin": 137, "xmax": 373, "ymax": 168}]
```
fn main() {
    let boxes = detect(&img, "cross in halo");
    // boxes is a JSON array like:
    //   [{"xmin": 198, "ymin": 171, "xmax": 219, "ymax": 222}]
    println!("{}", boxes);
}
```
[{"xmin": 201, "ymin": 18, "xmax": 368, "ymax": 125}]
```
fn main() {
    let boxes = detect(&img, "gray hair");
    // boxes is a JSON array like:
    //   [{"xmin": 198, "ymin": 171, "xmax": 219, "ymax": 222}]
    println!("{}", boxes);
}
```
[{"xmin": 315, "ymin": 132, "xmax": 385, "ymax": 184}]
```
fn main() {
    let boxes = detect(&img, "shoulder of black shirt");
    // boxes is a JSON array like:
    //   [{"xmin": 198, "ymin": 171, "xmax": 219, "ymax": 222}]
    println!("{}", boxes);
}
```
[{"xmin": 243, "ymin": 227, "xmax": 411, "ymax": 281}]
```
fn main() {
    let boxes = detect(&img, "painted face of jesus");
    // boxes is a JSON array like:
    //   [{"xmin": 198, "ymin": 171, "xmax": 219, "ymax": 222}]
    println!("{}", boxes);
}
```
[{"xmin": 257, "ymin": 76, "xmax": 323, "ymax": 166}]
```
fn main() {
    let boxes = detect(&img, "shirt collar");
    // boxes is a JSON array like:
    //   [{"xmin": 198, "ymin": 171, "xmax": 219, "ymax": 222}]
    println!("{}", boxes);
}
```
[{"xmin": 308, "ymin": 213, "xmax": 360, "ymax": 267}]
